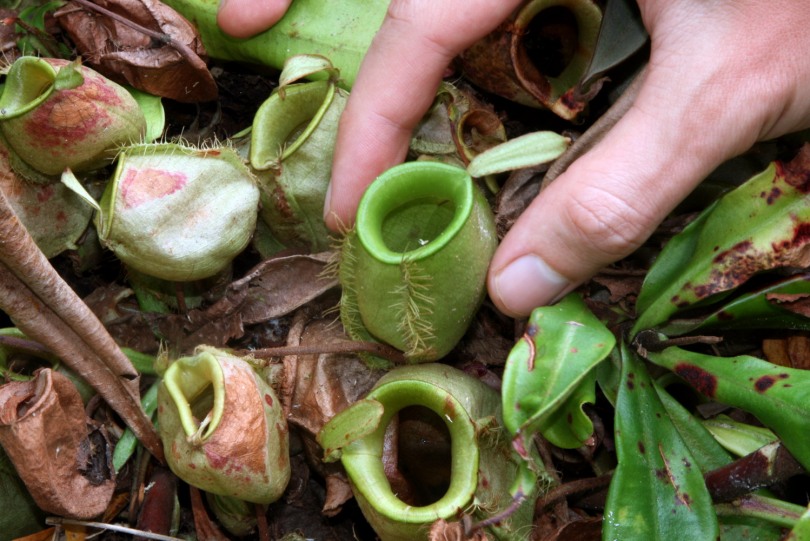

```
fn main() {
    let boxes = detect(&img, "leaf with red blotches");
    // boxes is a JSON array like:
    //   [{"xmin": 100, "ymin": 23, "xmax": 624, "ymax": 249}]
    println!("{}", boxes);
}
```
[
  {"xmin": 606, "ymin": 345, "xmax": 718, "ymax": 540},
  {"xmin": 54, "ymin": 0, "xmax": 216, "ymax": 102},
  {"xmin": 635, "ymin": 144, "xmax": 810, "ymax": 334},
  {"xmin": 648, "ymin": 345, "xmax": 810, "ymax": 471}
]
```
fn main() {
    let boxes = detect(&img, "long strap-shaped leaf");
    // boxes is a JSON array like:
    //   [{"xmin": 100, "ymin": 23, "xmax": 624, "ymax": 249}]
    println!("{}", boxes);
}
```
[
  {"xmin": 0, "ymin": 189, "xmax": 163, "ymax": 462},
  {"xmin": 648, "ymin": 345, "xmax": 810, "ymax": 471},
  {"xmin": 604, "ymin": 344, "xmax": 718, "ymax": 540}
]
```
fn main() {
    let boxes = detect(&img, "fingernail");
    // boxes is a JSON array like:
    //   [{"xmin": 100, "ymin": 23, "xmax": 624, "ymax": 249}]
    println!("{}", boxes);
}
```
[{"xmin": 492, "ymin": 255, "xmax": 570, "ymax": 316}]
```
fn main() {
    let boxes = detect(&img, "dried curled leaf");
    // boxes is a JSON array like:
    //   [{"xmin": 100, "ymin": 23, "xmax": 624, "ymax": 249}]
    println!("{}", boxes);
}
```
[
  {"xmin": 55, "ymin": 0, "xmax": 217, "ymax": 102},
  {"xmin": 0, "ymin": 369, "xmax": 115, "ymax": 519}
]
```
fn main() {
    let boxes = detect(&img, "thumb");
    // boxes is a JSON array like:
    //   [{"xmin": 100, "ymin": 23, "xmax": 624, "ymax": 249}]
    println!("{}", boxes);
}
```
[{"xmin": 487, "ymin": 69, "xmax": 760, "ymax": 317}]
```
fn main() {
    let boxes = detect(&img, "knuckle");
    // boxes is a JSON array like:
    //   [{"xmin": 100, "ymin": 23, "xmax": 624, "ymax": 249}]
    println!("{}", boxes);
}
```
[{"xmin": 561, "ymin": 186, "xmax": 652, "ymax": 261}]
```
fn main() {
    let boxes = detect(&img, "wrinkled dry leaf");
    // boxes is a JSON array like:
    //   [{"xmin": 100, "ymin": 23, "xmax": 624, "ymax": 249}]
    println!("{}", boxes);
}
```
[
  {"xmin": 84, "ymin": 283, "xmax": 162, "ymax": 353},
  {"xmin": 55, "ymin": 0, "xmax": 217, "ymax": 102},
  {"xmin": 592, "ymin": 273, "xmax": 644, "ymax": 304},
  {"xmin": 281, "ymin": 317, "xmax": 382, "ymax": 439},
  {"xmin": 494, "ymin": 164, "xmax": 546, "ymax": 238},
  {"xmin": 0, "ymin": 369, "xmax": 114, "ymax": 519},
  {"xmin": 91, "ymin": 253, "xmax": 337, "ymax": 354},
  {"xmin": 766, "ymin": 292, "xmax": 810, "ymax": 318},
  {"xmin": 280, "ymin": 315, "xmax": 383, "ymax": 514},
  {"xmin": 762, "ymin": 334, "xmax": 810, "ymax": 370},
  {"xmin": 161, "ymin": 252, "xmax": 336, "ymax": 351}
]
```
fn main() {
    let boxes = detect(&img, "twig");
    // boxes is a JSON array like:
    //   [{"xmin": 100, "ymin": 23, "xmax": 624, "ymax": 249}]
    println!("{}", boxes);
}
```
[
  {"xmin": 0, "ymin": 333, "xmax": 54, "ymax": 358},
  {"xmin": 542, "ymin": 65, "xmax": 647, "ymax": 189},
  {"xmin": 534, "ymin": 473, "xmax": 613, "ymax": 513},
  {"xmin": 245, "ymin": 340, "xmax": 408, "ymax": 365},
  {"xmin": 46, "ymin": 517, "xmax": 184, "ymax": 541},
  {"xmin": 468, "ymin": 490, "xmax": 528, "ymax": 535}
]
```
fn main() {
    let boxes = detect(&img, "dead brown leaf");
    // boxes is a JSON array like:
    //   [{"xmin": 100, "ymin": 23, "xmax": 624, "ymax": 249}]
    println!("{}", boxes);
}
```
[
  {"xmin": 766, "ymin": 292, "xmax": 810, "ymax": 318},
  {"xmin": 55, "ymin": 0, "xmax": 217, "ymax": 103},
  {"xmin": 0, "ymin": 369, "xmax": 115, "ymax": 519},
  {"xmin": 762, "ymin": 333, "xmax": 810, "ymax": 370},
  {"xmin": 101, "ymin": 252, "xmax": 338, "ymax": 354},
  {"xmin": 494, "ymin": 164, "xmax": 545, "ymax": 239},
  {"xmin": 278, "ymin": 315, "xmax": 383, "ymax": 514}
]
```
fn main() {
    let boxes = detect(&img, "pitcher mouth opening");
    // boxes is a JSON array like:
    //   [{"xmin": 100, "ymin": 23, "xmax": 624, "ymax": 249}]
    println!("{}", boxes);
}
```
[
  {"xmin": 521, "ymin": 5, "xmax": 579, "ymax": 79},
  {"xmin": 383, "ymin": 405, "xmax": 452, "ymax": 507},
  {"xmin": 356, "ymin": 162, "xmax": 473, "ymax": 265}
]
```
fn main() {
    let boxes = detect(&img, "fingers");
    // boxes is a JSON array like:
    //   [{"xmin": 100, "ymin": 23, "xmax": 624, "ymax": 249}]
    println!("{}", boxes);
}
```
[
  {"xmin": 487, "ymin": 0, "xmax": 810, "ymax": 317},
  {"xmin": 217, "ymin": 0, "xmax": 291, "ymax": 38},
  {"xmin": 488, "ymin": 69, "xmax": 773, "ymax": 316},
  {"xmin": 324, "ymin": 0, "xmax": 523, "ymax": 231}
]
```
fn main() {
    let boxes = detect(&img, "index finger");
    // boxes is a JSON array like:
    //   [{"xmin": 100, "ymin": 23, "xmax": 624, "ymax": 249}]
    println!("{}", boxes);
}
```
[{"xmin": 325, "ymin": 0, "xmax": 522, "ymax": 230}]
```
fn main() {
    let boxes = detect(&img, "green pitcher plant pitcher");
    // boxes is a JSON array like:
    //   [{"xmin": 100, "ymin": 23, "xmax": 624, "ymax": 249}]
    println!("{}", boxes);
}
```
[
  {"xmin": 318, "ymin": 363, "xmax": 540, "ymax": 541},
  {"xmin": 62, "ymin": 142, "xmax": 259, "ymax": 282},
  {"xmin": 250, "ymin": 55, "xmax": 348, "ymax": 254},
  {"xmin": 338, "ymin": 161, "xmax": 497, "ymax": 365},
  {"xmin": 0, "ymin": 57, "xmax": 146, "ymax": 181}
]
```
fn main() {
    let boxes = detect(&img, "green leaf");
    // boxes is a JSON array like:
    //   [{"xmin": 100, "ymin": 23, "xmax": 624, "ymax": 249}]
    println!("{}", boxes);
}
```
[
  {"xmin": 634, "ymin": 148, "xmax": 810, "ymax": 334},
  {"xmin": 657, "ymin": 384, "xmax": 733, "ymax": 473},
  {"xmin": 466, "ymin": 131, "xmax": 569, "ymax": 177},
  {"xmin": 53, "ymin": 61, "xmax": 84, "ymax": 91},
  {"xmin": 501, "ymin": 294, "xmax": 615, "ymax": 442},
  {"xmin": 648, "ymin": 346, "xmax": 810, "ymax": 470},
  {"xmin": 126, "ymin": 87, "xmax": 165, "ymax": 142},
  {"xmin": 0, "ymin": 448, "xmax": 45, "ymax": 538},
  {"xmin": 540, "ymin": 369, "xmax": 596, "ymax": 449},
  {"xmin": 660, "ymin": 274, "xmax": 810, "ymax": 336},
  {"xmin": 580, "ymin": 0, "xmax": 648, "ymax": 91},
  {"xmin": 17, "ymin": 0, "xmax": 70, "ymax": 57},
  {"xmin": 604, "ymin": 344, "xmax": 719, "ymax": 540},
  {"xmin": 113, "ymin": 380, "xmax": 160, "ymax": 471},
  {"xmin": 702, "ymin": 414, "xmax": 778, "ymax": 457},
  {"xmin": 786, "ymin": 505, "xmax": 810, "ymax": 540}
]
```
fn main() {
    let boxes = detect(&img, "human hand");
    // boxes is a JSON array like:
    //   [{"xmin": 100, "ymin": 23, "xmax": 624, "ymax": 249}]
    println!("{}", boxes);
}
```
[
  {"xmin": 327, "ymin": 0, "xmax": 810, "ymax": 317},
  {"xmin": 218, "ymin": 0, "xmax": 810, "ymax": 318}
]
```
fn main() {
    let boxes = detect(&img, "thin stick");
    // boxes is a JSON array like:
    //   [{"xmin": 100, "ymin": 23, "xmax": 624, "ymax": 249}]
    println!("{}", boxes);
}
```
[
  {"xmin": 534, "ymin": 473, "xmax": 613, "ymax": 513},
  {"xmin": 542, "ymin": 66, "xmax": 647, "ymax": 189},
  {"xmin": 0, "ymin": 333, "xmax": 54, "ymax": 358},
  {"xmin": 245, "ymin": 340, "xmax": 408, "ymax": 365},
  {"xmin": 47, "ymin": 517, "xmax": 184, "ymax": 541}
]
